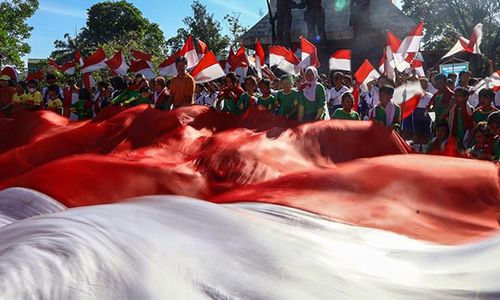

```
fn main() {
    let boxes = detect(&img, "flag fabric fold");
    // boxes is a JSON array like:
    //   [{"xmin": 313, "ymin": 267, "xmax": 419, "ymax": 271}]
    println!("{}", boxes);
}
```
[
  {"xmin": 81, "ymin": 48, "xmax": 107, "ymax": 73},
  {"xmin": 329, "ymin": 49, "xmax": 351, "ymax": 72}
]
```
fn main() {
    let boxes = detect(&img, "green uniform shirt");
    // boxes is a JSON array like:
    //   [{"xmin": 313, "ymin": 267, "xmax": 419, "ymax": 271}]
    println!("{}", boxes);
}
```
[
  {"xmin": 433, "ymin": 94, "xmax": 447, "ymax": 122},
  {"xmin": 237, "ymin": 92, "xmax": 259, "ymax": 114},
  {"xmin": 112, "ymin": 89, "xmax": 140, "ymax": 106},
  {"xmin": 276, "ymin": 90, "xmax": 299, "ymax": 117},
  {"xmin": 472, "ymin": 108, "xmax": 497, "ymax": 124},
  {"xmin": 299, "ymin": 84, "xmax": 326, "ymax": 121},
  {"xmin": 71, "ymin": 99, "xmax": 93, "ymax": 120},
  {"xmin": 135, "ymin": 94, "xmax": 152, "ymax": 105},
  {"xmin": 257, "ymin": 94, "xmax": 275, "ymax": 112},
  {"xmin": 374, "ymin": 103, "xmax": 401, "ymax": 128},
  {"xmin": 332, "ymin": 108, "xmax": 360, "ymax": 120}
]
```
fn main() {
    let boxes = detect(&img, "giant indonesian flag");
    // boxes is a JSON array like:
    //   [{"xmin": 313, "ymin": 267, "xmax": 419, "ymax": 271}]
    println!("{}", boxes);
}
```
[
  {"xmin": 190, "ymin": 51, "xmax": 225, "ymax": 83},
  {"xmin": 81, "ymin": 48, "xmax": 107, "ymax": 73},
  {"xmin": 0, "ymin": 106, "xmax": 498, "ymax": 298},
  {"xmin": 354, "ymin": 59, "xmax": 380, "ymax": 92},
  {"xmin": 329, "ymin": 49, "xmax": 351, "ymax": 71}
]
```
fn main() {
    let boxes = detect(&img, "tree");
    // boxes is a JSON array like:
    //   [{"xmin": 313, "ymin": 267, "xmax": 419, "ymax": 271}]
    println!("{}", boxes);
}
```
[
  {"xmin": 224, "ymin": 13, "xmax": 248, "ymax": 49},
  {"xmin": 0, "ymin": 0, "xmax": 39, "ymax": 67},
  {"xmin": 51, "ymin": 33, "xmax": 82, "ymax": 65},
  {"xmin": 51, "ymin": 1, "xmax": 166, "ymax": 61},
  {"xmin": 402, "ymin": 0, "xmax": 500, "ymax": 74},
  {"xmin": 166, "ymin": 1, "xmax": 229, "ymax": 56}
]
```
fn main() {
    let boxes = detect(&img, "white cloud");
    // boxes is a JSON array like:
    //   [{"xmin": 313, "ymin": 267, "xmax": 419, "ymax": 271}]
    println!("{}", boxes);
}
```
[{"xmin": 39, "ymin": 3, "xmax": 86, "ymax": 18}]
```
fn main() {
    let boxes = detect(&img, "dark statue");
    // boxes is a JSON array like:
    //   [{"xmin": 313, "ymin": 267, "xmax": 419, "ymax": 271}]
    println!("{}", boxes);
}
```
[
  {"xmin": 350, "ymin": 0, "xmax": 371, "ymax": 30},
  {"xmin": 273, "ymin": 0, "xmax": 301, "ymax": 46},
  {"xmin": 297, "ymin": 0, "xmax": 327, "ymax": 45}
]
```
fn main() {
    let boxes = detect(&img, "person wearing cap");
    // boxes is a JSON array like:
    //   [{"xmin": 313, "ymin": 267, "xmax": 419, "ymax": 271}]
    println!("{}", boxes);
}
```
[{"xmin": 0, "ymin": 75, "xmax": 16, "ymax": 114}]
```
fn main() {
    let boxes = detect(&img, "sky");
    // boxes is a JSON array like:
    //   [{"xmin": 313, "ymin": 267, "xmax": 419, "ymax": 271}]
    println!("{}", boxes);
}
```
[{"xmin": 25, "ymin": 0, "xmax": 402, "ymax": 62}]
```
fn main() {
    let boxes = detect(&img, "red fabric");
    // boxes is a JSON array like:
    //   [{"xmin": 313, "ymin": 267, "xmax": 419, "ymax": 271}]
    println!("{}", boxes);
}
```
[{"xmin": 0, "ymin": 106, "xmax": 498, "ymax": 245}]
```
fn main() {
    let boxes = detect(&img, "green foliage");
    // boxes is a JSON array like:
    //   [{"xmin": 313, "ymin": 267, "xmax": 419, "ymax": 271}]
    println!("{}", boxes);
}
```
[
  {"xmin": 0, "ymin": 0, "xmax": 39, "ymax": 67},
  {"xmin": 51, "ymin": 1, "xmax": 166, "ymax": 62},
  {"xmin": 224, "ymin": 13, "xmax": 248, "ymax": 49},
  {"xmin": 166, "ymin": 0, "xmax": 230, "ymax": 57},
  {"xmin": 402, "ymin": 0, "xmax": 500, "ymax": 74}
]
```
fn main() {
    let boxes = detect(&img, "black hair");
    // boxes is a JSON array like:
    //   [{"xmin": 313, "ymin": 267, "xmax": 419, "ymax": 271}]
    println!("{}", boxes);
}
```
[
  {"xmin": 434, "ymin": 74, "xmax": 447, "ymax": 83},
  {"xmin": 225, "ymin": 72, "xmax": 238, "ymax": 84},
  {"xmin": 435, "ymin": 122, "xmax": 450, "ymax": 135},
  {"xmin": 260, "ymin": 78, "xmax": 271, "ymax": 88},
  {"xmin": 379, "ymin": 85, "xmax": 395, "ymax": 96},
  {"xmin": 27, "ymin": 80, "xmax": 38, "ymax": 87},
  {"xmin": 79, "ymin": 88, "xmax": 91, "ymax": 100},
  {"xmin": 459, "ymin": 70, "xmax": 471, "ymax": 77},
  {"xmin": 140, "ymin": 86, "xmax": 150, "ymax": 93},
  {"xmin": 454, "ymin": 87, "xmax": 470, "ymax": 97},
  {"xmin": 478, "ymin": 88, "xmax": 495, "ymax": 100},
  {"xmin": 175, "ymin": 56, "xmax": 188, "ymax": 65},
  {"xmin": 487, "ymin": 112, "xmax": 500, "ymax": 128},
  {"xmin": 111, "ymin": 76, "xmax": 126, "ymax": 91},
  {"xmin": 47, "ymin": 84, "xmax": 60, "ymax": 93},
  {"xmin": 341, "ymin": 92, "xmax": 354, "ymax": 102},
  {"xmin": 245, "ymin": 75, "xmax": 258, "ymax": 87},
  {"xmin": 46, "ymin": 74, "xmax": 56, "ymax": 80},
  {"xmin": 473, "ymin": 121, "xmax": 491, "ymax": 139}
]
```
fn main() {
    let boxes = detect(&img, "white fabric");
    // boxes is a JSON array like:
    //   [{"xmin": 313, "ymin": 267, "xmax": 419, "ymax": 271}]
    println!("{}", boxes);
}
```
[
  {"xmin": 328, "ymin": 85, "xmax": 350, "ymax": 106},
  {"xmin": 303, "ymin": 66, "xmax": 319, "ymax": 102},
  {"xmin": 384, "ymin": 102, "xmax": 396, "ymax": 127},
  {"xmin": 418, "ymin": 92, "xmax": 433, "ymax": 108}
]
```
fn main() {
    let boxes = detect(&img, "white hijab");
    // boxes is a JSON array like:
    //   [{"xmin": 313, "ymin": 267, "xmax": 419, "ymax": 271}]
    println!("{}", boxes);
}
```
[{"xmin": 303, "ymin": 66, "xmax": 319, "ymax": 102}]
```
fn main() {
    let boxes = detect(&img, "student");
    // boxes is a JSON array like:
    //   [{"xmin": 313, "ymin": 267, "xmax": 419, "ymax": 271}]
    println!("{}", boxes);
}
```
[
  {"xmin": 135, "ymin": 86, "xmax": 153, "ymax": 106},
  {"xmin": 327, "ymin": 71, "xmax": 350, "ymax": 116},
  {"xmin": 194, "ymin": 84, "xmax": 207, "ymax": 106},
  {"xmin": 237, "ymin": 76, "xmax": 259, "ymax": 114},
  {"xmin": 151, "ymin": 77, "xmax": 170, "ymax": 110},
  {"xmin": 468, "ymin": 122, "xmax": 493, "ymax": 160},
  {"xmin": 63, "ymin": 79, "xmax": 80, "ymax": 119},
  {"xmin": 332, "ymin": 92, "xmax": 360, "ymax": 120},
  {"xmin": 487, "ymin": 112, "xmax": 500, "ymax": 162},
  {"xmin": 0, "ymin": 75, "xmax": 15, "ymax": 111},
  {"xmin": 298, "ymin": 66, "xmax": 327, "ymax": 122},
  {"xmin": 256, "ymin": 79, "xmax": 275, "ymax": 112},
  {"xmin": 170, "ymin": 56, "xmax": 195, "ymax": 108},
  {"xmin": 412, "ymin": 78, "xmax": 433, "ymax": 139},
  {"xmin": 372, "ymin": 85, "xmax": 401, "ymax": 129},
  {"xmin": 23, "ymin": 80, "xmax": 43, "ymax": 110},
  {"xmin": 443, "ymin": 87, "xmax": 474, "ymax": 150},
  {"xmin": 46, "ymin": 85, "xmax": 64, "ymax": 115},
  {"xmin": 472, "ymin": 89, "xmax": 498, "ymax": 125},
  {"xmin": 12, "ymin": 81, "xmax": 26, "ymax": 107},
  {"xmin": 71, "ymin": 88, "xmax": 94, "ymax": 121},
  {"xmin": 425, "ymin": 122, "xmax": 450, "ymax": 155},
  {"xmin": 456, "ymin": 70, "xmax": 471, "ymax": 90},
  {"xmin": 41, "ymin": 74, "xmax": 63, "ymax": 105},
  {"xmin": 204, "ymin": 82, "xmax": 219, "ymax": 108},
  {"xmin": 275, "ymin": 75, "xmax": 299, "ymax": 120},
  {"xmin": 217, "ymin": 72, "xmax": 244, "ymax": 113},
  {"xmin": 427, "ymin": 74, "xmax": 454, "ymax": 126}
]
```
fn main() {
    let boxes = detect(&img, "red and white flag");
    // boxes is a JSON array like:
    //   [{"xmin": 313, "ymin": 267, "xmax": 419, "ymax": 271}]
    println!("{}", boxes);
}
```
[
  {"xmin": 229, "ymin": 46, "xmax": 249, "ymax": 80},
  {"xmin": 329, "ymin": 49, "xmax": 351, "ymax": 71},
  {"xmin": 354, "ymin": 59, "xmax": 380, "ymax": 92},
  {"xmin": 132, "ymin": 49, "xmax": 153, "ymax": 62},
  {"xmin": 397, "ymin": 21, "xmax": 424, "ymax": 54},
  {"xmin": 0, "ymin": 65, "xmax": 19, "ymax": 82},
  {"xmin": 106, "ymin": 51, "xmax": 129, "ymax": 76},
  {"xmin": 25, "ymin": 70, "xmax": 44, "ymax": 82},
  {"xmin": 83, "ymin": 72, "xmax": 96, "ymax": 90},
  {"xmin": 158, "ymin": 53, "xmax": 178, "ymax": 77},
  {"xmin": 472, "ymin": 70, "xmax": 500, "ymax": 92},
  {"xmin": 298, "ymin": 36, "xmax": 320, "ymax": 69},
  {"xmin": 269, "ymin": 46, "xmax": 300, "ymax": 75},
  {"xmin": 392, "ymin": 80, "xmax": 424, "ymax": 119},
  {"xmin": 383, "ymin": 31, "xmax": 402, "ymax": 79},
  {"xmin": 223, "ymin": 48, "xmax": 235, "ymax": 74},
  {"xmin": 254, "ymin": 39, "xmax": 266, "ymax": 79},
  {"xmin": 190, "ymin": 51, "xmax": 225, "ymax": 84},
  {"xmin": 411, "ymin": 54, "xmax": 425, "ymax": 77},
  {"xmin": 81, "ymin": 48, "xmax": 107, "ymax": 73},
  {"xmin": 47, "ymin": 59, "xmax": 61, "ymax": 71},
  {"xmin": 180, "ymin": 35, "xmax": 199, "ymax": 69},
  {"xmin": 197, "ymin": 39, "xmax": 208, "ymax": 59},
  {"xmin": 61, "ymin": 62, "xmax": 76, "ymax": 75},
  {"xmin": 129, "ymin": 60, "xmax": 156, "ymax": 80},
  {"xmin": 442, "ymin": 23, "xmax": 483, "ymax": 59},
  {"xmin": 75, "ymin": 50, "xmax": 84, "ymax": 66}
]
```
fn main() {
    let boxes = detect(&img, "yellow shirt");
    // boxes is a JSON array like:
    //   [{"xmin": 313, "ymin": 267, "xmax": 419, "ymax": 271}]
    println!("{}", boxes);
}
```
[
  {"xmin": 12, "ymin": 92, "xmax": 25, "ymax": 105},
  {"xmin": 24, "ymin": 91, "xmax": 42, "ymax": 106},
  {"xmin": 47, "ymin": 98, "xmax": 63, "ymax": 109}
]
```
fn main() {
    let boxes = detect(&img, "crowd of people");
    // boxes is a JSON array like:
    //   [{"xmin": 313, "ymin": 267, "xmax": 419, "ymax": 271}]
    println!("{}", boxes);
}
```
[{"xmin": 0, "ymin": 56, "xmax": 499, "ymax": 162}]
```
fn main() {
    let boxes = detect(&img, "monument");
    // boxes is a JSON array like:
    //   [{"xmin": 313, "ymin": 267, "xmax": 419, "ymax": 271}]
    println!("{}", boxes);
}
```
[{"xmin": 242, "ymin": 0, "xmax": 415, "ymax": 72}]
